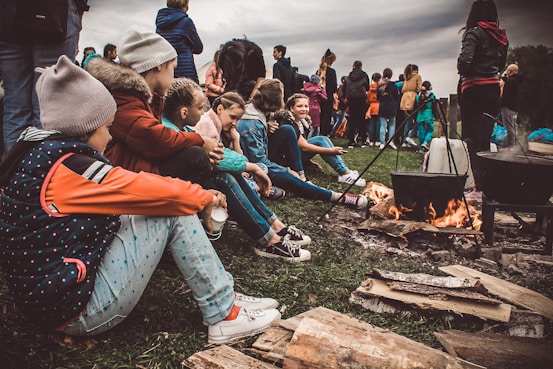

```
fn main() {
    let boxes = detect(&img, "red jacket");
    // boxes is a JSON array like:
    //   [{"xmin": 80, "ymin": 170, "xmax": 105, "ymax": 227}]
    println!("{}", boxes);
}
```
[{"xmin": 87, "ymin": 57, "xmax": 204, "ymax": 174}]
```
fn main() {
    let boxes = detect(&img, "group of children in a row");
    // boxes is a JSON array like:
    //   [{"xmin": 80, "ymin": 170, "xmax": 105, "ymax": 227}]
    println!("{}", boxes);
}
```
[{"xmin": 0, "ymin": 30, "xmax": 368, "ymax": 346}]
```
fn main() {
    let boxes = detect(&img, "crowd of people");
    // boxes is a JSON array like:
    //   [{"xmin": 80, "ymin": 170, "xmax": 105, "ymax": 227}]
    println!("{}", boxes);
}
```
[{"xmin": 0, "ymin": 0, "xmax": 515, "ymax": 345}]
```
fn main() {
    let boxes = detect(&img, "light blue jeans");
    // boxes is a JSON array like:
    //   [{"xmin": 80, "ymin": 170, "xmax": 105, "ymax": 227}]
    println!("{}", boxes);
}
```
[
  {"xmin": 303, "ymin": 135, "xmax": 348, "ymax": 175},
  {"xmin": 0, "ymin": 0, "xmax": 82, "ymax": 150},
  {"xmin": 63, "ymin": 214, "xmax": 234, "ymax": 336},
  {"xmin": 379, "ymin": 116, "xmax": 396, "ymax": 145},
  {"xmin": 214, "ymin": 171, "xmax": 277, "ymax": 246}
]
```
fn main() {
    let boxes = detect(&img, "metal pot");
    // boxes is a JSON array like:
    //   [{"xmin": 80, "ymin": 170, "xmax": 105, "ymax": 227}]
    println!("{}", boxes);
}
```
[
  {"xmin": 390, "ymin": 172, "xmax": 467, "ymax": 220},
  {"xmin": 477, "ymin": 151, "xmax": 553, "ymax": 204}
]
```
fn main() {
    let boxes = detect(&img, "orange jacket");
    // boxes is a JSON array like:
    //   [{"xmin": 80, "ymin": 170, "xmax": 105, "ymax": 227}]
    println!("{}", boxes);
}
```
[{"xmin": 366, "ymin": 82, "xmax": 380, "ymax": 118}]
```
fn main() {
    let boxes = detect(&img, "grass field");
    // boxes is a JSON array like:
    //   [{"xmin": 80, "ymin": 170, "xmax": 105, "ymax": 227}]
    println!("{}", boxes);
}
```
[{"xmin": 0, "ymin": 139, "xmax": 501, "ymax": 368}]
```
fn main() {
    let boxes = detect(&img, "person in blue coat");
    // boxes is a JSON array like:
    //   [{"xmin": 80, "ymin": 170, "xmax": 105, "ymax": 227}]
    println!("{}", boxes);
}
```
[{"xmin": 156, "ymin": 0, "xmax": 203, "ymax": 82}]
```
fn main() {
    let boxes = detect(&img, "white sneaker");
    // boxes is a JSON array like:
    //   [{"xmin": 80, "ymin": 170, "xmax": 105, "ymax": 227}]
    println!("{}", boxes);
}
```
[
  {"xmin": 379, "ymin": 144, "xmax": 385, "ymax": 149},
  {"xmin": 389, "ymin": 142, "xmax": 397, "ymax": 150},
  {"xmin": 234, "ymin": 292, "xmax": 279, "ymax": 310},
  {"xmin": 401, "ymin": 143, "xmax": 408, "ymax": 148},
  {"xmin": 208, "ymin": 307, "xmax": 281, "ymax": 344},
  {"xmin": 406, "ymin": 137, "xmax": 417, "ymax": 147},
  {"xmin": 338, "ymin": 193, "xmax": 368, "ymax": 209},
  {"xmin": 338, "ymin": 171, "xmax": 367, "ymax": 187}
]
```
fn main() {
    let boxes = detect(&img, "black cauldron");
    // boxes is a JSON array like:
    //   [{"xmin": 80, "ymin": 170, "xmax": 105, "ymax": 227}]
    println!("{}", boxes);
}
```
[
  {"xmin": 477, "ymin": 151, "xmax": 553, "ymax": 204},
  {"xmin": 390, "ymin": 172, "xmax": 467, "ymax": 220}
]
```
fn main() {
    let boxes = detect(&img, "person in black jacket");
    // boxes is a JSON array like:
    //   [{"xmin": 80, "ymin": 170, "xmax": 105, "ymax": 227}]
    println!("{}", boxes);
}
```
[
  {"xmin": 343, "ymin": 60, "xmax": 369, "ymax": 148},
  {"xmin": 272, "ymin": 45, "xmax": 294, "ymax": 101},
  {"xmin": 500, "ymin": 64, "xmax": 523, "ymax": 148},
  {"xmin": 457, "ymin": 0, "xmax": 508, "ymax": 192}
]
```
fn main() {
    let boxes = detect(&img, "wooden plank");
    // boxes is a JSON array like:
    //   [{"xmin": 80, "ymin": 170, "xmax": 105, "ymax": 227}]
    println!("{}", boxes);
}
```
[
  {"xmin": 282, "ymin": 307, "xmax": 467, "ymax": 369},
  {"xmin": 439, "ymin": 264, "xmax": 553, "ymax": 320},
  {"xmin": 370, "ymin": 269, "xmax": 487, "ymax": 291},
  {"xmin": 183, "ymin": 345, "xmax": 279, "ymax": 369},
  {"xmin": 434, "ymin": 329, "xmax": 553, "ymax": 369},
  {"xmin": 350, "ymin": 290, "xmax": 399, "ymax": 313},
  {"xmin": 355, "ymin": 278, "xmax": 511, "ymax": 322},
  {"xmin": 251, "ymin": 326, "xmax": 292, "ymax": 364},
  {"xmin": 387, "ymin": 281, "xmax": 501, "ymax": 305},
  {"xmin": 359, "ymin": 218, "xmax": 438, "ymax": 237},
  {"xmin": 279, "ymin": 306, "xmax": 328, "ymax": 332}
]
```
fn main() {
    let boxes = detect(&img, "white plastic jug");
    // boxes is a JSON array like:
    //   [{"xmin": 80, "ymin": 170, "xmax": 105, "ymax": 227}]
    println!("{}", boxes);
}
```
[{"xmin": 425, "ymin": 137, "xmax": 475, "ymax": 190}]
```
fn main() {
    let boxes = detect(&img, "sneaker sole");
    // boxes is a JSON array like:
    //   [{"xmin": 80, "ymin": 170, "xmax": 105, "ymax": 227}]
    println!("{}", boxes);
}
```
[
  {"xmin": 207, "ymin": 312, "xmax": 281, "ymax": 345},
  {"xmin": 254, "ymin": 248, "xmax": 311, "ymax": 262}
]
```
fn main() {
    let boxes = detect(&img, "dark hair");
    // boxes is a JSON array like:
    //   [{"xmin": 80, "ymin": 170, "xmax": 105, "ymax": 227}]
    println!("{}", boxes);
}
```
[
  {"xmin": 251, "ymin": 79, "xmax": 284, "ymax": 114},
  {"xmin": 212, "ymin": 91, "xmax": 245, "ymax": 111},
  {"xmin": 463, "ymin": 0, "xmax": 499, "ymax": 31},
  {"xmin": 371, "ymin": 72, "xmax": 381, "ymax": 82},
  {"xmin": 422, "ymin": 80, "xmax": 432, "ymax": 90},
  {"xmin": 353, "ymin": 60, "xmax": 363, "ymax": 69},
  {"xmin": 403, "ymin": 64, "xmax": 413, "ymax": 80},
  {"xmin": 382, "ymin": 68, "xmax": 393, "ymax": 79},
  {"xmin": 292, "ymin": 66, "xmax": 299, "ymax": 73},
  {"xmin": 218, "ymin": 38, "xmax": 263, "ymax": 93},
  {"xmin": 412, "ymin": 64, "xmax": 419, "ymax": 72},
  {"xmin": 274, "ymin": 45, "xmax": 286, "ymax": 57},
  {"xmin": 81, "ymin": 46, "xmax": 95, "ymax": 67},
  {"xmin": 285, "ymin": 93, "xmax": 309, "ymax": 110},
  {"xmin": 163, "ymin": 78, "xmax": 203, "ymax": 122},
  {"xmin": 103, "ymin": 43, "xmax": 116, "ymax": 57},
  {"xmin": 398, "ymin": 74, "xmax": 405, "ymax": 82}
]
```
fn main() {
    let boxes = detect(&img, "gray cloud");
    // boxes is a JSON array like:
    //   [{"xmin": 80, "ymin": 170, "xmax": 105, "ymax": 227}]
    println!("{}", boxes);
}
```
[{"xmin": 79, "ymin": 0, "xmax": 553, "ymax": 97}]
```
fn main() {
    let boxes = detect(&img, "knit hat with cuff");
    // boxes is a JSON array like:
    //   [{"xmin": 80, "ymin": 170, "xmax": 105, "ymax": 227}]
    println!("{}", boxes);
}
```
[
  {"xmin": 118, "ymin": 29, "xmax": 177, "ymax": 73},
  {"xmin": 35, "ymin": 55, "xmax": 117, "ymax": 136}
]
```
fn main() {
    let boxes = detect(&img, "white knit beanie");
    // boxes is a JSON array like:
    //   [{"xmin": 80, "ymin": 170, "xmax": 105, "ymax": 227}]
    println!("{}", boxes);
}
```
[
  {"xmin": 35, "ymin": 55, "xmax": 117, "ymax": 136},
  {"xmin": 118, "ymin": 29, "xmax": 177, "ymax": 73}
]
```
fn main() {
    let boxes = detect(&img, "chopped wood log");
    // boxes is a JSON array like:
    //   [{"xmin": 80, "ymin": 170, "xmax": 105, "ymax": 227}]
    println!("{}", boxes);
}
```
[
  {"xmin": 183, "ymin": 344, "xmax": 279, "ymax": 369},
  {"xmin": 251, "ymin": 326, "xmax": 293, "ymax": 365},
  {"xmin": 350, "ymin": 290, "xmax": 399, "ymax": 313},
  {"xmin": 359, "ymin": 218, "xmax": 438, "ymax": 237},
  {"xmin": 370, "ymin": 268, "xmax": 488, "ymax": 292},
  {"xmin": 355, "ymin": 278, "xmax": 511, "ymax": 322},
  {"xmin": 362, "ymin": 181, "xmax": 394, "ymax": 204},
  {"xmin": 474, "ymin": 257, "xmax": 499, "ymax": 271},
  {"xmin": 367, "ymin": 195, "xmax": 396, "ymax": 219},
  {"xmin": 439, "ymin": 264, "xmax": 553, "ymax": 320},
  {"xmin": 282, "ymin": 307, "xmax": 468, "ymax": 369},
  {"xmin": 386, "ymin": 281, "xmax": 502, "ymax": 305},
  {"xmin": 435, "ymin": 227, "xmax": 483, "ymax": 236},
  {"xmin": 508, "ymin": 308, "xmax": 544, "ymax": 338},
  {"xmin": 434, "ymin": 329, "xmax": 553, "ymax": 369}
]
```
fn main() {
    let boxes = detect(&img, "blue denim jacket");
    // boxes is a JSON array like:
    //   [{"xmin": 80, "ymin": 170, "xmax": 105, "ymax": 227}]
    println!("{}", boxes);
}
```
[{"xmin": 237, "ymin": 104, "xmax": 287, "ymax": 174}]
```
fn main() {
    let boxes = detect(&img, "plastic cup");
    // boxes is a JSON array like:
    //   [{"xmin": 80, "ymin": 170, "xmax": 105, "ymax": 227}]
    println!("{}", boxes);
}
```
[{"xmin": 207, "ymin": 207, "xmax": 228, "ymax": 240}]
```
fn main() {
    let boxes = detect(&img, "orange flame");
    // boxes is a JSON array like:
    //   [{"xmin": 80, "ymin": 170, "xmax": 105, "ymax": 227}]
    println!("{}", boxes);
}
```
[{"xmin": 431, "ymin": 199, "xmax": 481, "ymax": 230}]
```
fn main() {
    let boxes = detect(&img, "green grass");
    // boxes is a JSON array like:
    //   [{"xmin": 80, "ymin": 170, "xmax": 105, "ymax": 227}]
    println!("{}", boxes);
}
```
[{"xmin": 0, "ymin": 140, "xmax": 517, "ymax": 368}]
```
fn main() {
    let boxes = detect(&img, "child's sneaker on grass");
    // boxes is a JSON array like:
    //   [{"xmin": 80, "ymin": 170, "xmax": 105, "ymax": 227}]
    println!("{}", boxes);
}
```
[
  {"xmin": 208, "ymin": 306, "xmax": 281, "ymax": 344},
  {"xmin": 338, "ymin": 170, "xmax": 366, "ymax": 187},
  {"xmin": 234, "ymin": 292, "xmax": 278, "ymax": 310},
  {"xmin": 338, "ymin": 193, "xmax": 368, "ymax": 209},
  {"xmin": 277, "ymin": 225, "xmax": 311, "ymax": 246},
  {"xmin": 255, "ymin": 236, "xmax": 311, "ymax": 262}
]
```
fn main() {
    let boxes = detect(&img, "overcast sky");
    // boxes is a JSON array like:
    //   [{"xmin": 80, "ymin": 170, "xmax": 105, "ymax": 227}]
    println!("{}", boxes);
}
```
[{"xmin": 79, "ymin": 0, "xmax": 553, "ymax": 98}]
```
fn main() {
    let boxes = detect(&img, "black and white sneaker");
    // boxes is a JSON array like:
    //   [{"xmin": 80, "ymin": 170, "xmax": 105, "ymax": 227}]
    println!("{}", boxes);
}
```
[
  {"xmin": 255, "ymin": 235, "xmax": 311, "ymax": 262},
  {"xmin": 277, "ymin": 225, "xmax": 311, "ymax": 246}
]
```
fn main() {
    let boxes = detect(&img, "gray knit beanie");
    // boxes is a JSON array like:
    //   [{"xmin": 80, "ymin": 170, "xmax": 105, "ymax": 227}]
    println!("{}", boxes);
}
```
[
  {"xmin": 310, "ymin": 74, "xmax": 321, "ymax": 85},
  {"xmin": 118, "ymin": 29, "xmax": 177, "ymax": 73},
  {"xmin": 35, "ymin": 55, "xmax": 117, "ymax": 136}
]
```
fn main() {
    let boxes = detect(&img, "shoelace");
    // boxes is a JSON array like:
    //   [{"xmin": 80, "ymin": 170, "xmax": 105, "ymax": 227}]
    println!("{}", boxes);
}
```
[
  {"xmin": 235, "ymin": 293, "xmax": 258, "ymax": 303},
  {"xmin": 281, "ymin": 235, "xmax": 302, "ymax": 256},
  {"xmin": 286, "ymin": 225, "xmax": 305, "ymax": 239},
  {"xmin": 341, "ymin": 194, "xmax": 360, "ymax": 206},
  {"xmin": 242, "ymin": 308, "xmax": 265, "ymax": 320}
]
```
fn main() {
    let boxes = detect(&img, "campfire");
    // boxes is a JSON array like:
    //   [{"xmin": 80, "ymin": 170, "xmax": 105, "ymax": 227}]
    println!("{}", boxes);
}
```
[{"xmin": 363, "ymin": 182, "xmax": 481, "ymax": 230}]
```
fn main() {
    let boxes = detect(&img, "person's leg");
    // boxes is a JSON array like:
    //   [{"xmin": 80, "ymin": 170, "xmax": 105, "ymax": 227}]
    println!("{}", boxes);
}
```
[
  {"xmin": 330, "ymin": 110, "xmax": 345, "ymax": 137},
  {"xmin": 417, "ymin": 120, "xmax": 425, "ymax": 144},
  {"xmin": 388, "ymin": 116, "xmax": 396, "ymax": 142},
  {"xmin": 158, "ymin": 146, "xmax": 216, "ymax": 189},
  {"xmin": 269, "ymin": 170, "xmax": 333, "ymax": 201},
  {"xmin": 64, "ymin": 214, "xmax": 234, "ymax": 336},
  {"xmin": 0, "ymin": 43, "xmax": 34, "ymax": 150},
  {"xmin": 320, "ymin": 99, "xmax": 333, "ymax": 136},
  {"xmin": 402, "ymin": 111, "xmax": 413, "ymax": 144},
  {"xmin": 501, "ymin": 107, "xmax": 517, "ymax": 147},
  {"xmin": 379, "ymin": 117, "xmax": 388, "ymax": 145},
  {"xmin": 214, "ymin": 172, "xmax": 277, "ymax": 246},
  {"xmin": 305, "ymin": 136, "xmax": 348, "ymax": 175},
  {"xmin": 268, "ymin": 125, "xmax": 304, "ymax": 175},
  {"xmin": 424, "ymin": 121, "xmax": 434, "ymax": 146}
]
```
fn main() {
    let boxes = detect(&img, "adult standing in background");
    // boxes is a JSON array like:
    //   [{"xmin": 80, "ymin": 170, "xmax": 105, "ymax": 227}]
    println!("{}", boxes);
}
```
[
  {"xmin": 400, "ymin": 64, "xmax": 422, "ymax": 147},
  {"xmin": 500, "ymin": 64, "xmax": 522, "ymax": 148},
  {"xmin": 156, "ymin": 0, "xmax": 203, "ymax": 83},
  {"xmin": 272, "ymin": 45, "xmax": 294, "ymax": 101},
  {"xmin": 344, "ymin": 60, "xmax": 370, "ymax": 149},
  {"xmin": 457, "ymin": 0, "xmax": 508, "ymax": 192},
  {"xmin": 0, "ymin": 0, "xmax": 88, "ymax": 151},
  {"xmin": 316, "ymin": 49, "xmax": 338, "ymax": 137}
]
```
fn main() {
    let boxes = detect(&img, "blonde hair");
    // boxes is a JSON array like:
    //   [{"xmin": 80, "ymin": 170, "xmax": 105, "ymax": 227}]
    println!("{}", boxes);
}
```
[
  {"xmin": 167, "ymin": 0, "xmax": 189, "ymax": 9},
  {"xmin": 251, "ymin": 79, "xmax": 284, "ymax": 114}
]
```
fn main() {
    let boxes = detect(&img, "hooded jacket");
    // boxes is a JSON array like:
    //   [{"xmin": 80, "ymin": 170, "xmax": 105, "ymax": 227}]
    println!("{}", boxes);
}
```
[
  {"xmin": 273, "ymin": 57, "xmax": 294, "ymax": 100},
  {"xmin": 155, "ymin": 7, "xmax": 203, "ymax": 82},
  {"xmin": 302, "ymin": 81, "xmax": 327, "ymax": 127},
  {"xmin": 344, "ymin": 68, "xmax": 370, "ymax": 99},
  {"xmin": 86, "ymin": 57, "xmax": 204, "ymax": 174},
  {"xmin": 457, "ymin": 22, "xmax": 508, "ymax": 80}
]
